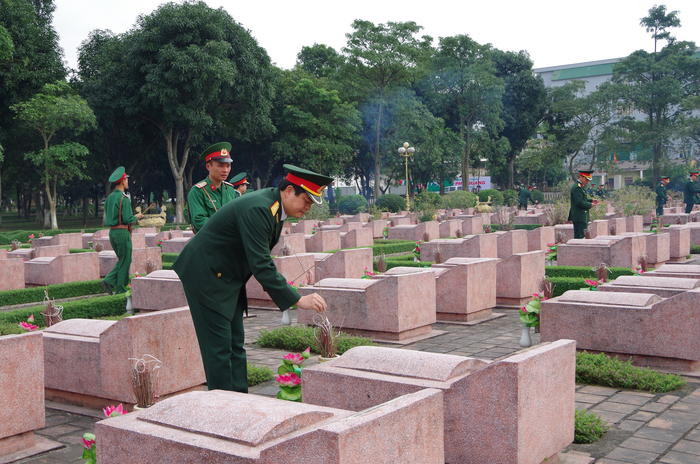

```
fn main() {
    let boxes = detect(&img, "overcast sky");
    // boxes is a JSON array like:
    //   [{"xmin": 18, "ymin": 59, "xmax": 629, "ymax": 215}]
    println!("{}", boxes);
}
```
[{"xmin": 54, "ymin": 0, "xmax": 700, "ymax": 72}]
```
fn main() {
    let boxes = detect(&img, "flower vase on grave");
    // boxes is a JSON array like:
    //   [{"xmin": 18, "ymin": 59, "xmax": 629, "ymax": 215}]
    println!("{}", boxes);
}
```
[
  {"xmin": 519, "ymin": 323, "xmax": 532, "ymax": 347},
  {"xmin": 281, "ymin": 310, "xmax": 291, "ymax": 325},
  {"xmin": 125, "ymin": 295, "xmax": 133, "ymax": 314}
]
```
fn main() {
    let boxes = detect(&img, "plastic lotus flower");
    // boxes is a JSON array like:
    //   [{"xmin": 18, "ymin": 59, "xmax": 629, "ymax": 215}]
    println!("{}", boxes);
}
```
[
  {"xmin": 283, "ymin": 352, "xmax": 305, "ymax": 365},
  {"xmin": 275, "ymin": 372, "xmax": 302, "ymax": 387},
  {"xmin": 584, "ymin": 279, "xmax": 601, "ymax": 290},
  {"xmin": 103, "ymin": 404, "xmax": 127, "ymax": 418},
  {"xmin": 19, "ymin": 321, "xmax": 38, "ymax": 331},
  {"xmin": 362, "ymin": 268, "xmax": 376, "ymax": 279},
  {"xmin": 28, "ymin": 233, "xmax": 35, "ymax": 240},
  {"xmin": 81, "ymin": 432, "xmax": 97, "ymax": 463},
  {"xmin": 81, "ymin": 433, "xmax": 96, "ymax": 449},
  {"xmin": 27, "ymin": 314, "xmax": 35, "ymax": 323}
]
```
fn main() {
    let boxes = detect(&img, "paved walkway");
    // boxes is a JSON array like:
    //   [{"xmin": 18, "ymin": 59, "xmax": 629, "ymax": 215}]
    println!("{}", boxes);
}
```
[{"xmin": 15, "ymin": 308, "xmax": 700, "ymax": 463}]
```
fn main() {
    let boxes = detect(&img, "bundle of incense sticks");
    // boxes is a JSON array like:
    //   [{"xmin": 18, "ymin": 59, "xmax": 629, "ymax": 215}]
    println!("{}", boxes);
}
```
[{"xmin": 130, "ymin": 355, "xmax": 162, "ymax": 408}]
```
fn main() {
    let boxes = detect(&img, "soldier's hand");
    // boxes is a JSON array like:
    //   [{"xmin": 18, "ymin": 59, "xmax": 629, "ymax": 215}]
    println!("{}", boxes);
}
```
[
  {"xmin": 136, "ymin": 213, "xmax": 144, "ymax": 219},
  {"xmin": 296, "ymin": 293, "xmax": 327, "ymax": 313}
]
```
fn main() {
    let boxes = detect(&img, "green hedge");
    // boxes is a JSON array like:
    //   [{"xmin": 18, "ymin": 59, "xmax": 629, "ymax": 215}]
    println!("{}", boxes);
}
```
[
  {"xmin": 162, "ymin": 253, "xmax": 179, "ymax": 264},
  {"xmin": 576, "ymin": 352, "xmax": 685, "ymax": 393},
  {"xmin": 378, "ymin": 259, "xmax": 434, "ymax": 271},
  {"xmin": 247, "ymin": 363, "xmax": 274, "ymax": 386},
  {"xmin": 545, "ymin": 266, "xmax": 635, "ymax": 280},
  {"xmin": 69, "ymin": 248, "xmax": 93, "ymax": 253},
  {"xmin": 257, "ymin": 326, "xmax": 374, "ymax": 354},
  {"xmin": 546, "ymin": 277, "xmax": 591, "ymax": 297},
  {"xmin": 691, "ymin": 245, "xmax": 700, "ymax": 254},
  {"xmin": 372, "ymin": 239, "xmax": 416, "ymax": 256},
  {"xmin": 574, "ymin": 409, "xmax": 608, "ymax": 444},
  {"xmin": 489, "ymin": 224, "xmax": 542, "ymax": 231},
  {"xmin": 0, "ymin": 280, "xmax": 105, "ymax": 307},
  {"xmin": 0, "ymin": 294, "xmax": 127, "ymax": 335}
]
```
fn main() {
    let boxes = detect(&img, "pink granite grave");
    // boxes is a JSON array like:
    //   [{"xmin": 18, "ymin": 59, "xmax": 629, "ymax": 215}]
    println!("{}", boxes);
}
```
[
  {"xmin": 588, "ymin": 220, "xmax": 609, "ymax": 238},
  {"xmin": 145, "ymin": 229, "xmax": 183, "ymax": 247},
  {"xmin": 513, "ymin": 213, "xmax": 546, "ymax": 225},
  {"xmin": 160, "ymin": 236, "xmax": 189, "ymax": 253},
  {"xmin": 95, "ymin": 388, "xmax": 444, "ymax": 464},
  {"xmin": 661, "ymin": 214, "xmax": 689, "ymax": 225},
  {"xmin": 305, "ymin": 230, "xmax": 341, "ymax": 253},
  {"xmin": 96, "ymin": 232, "xmax": 147, "ymax": 251},
  {"xmin": 82, "ymin": 233, "xmax": 95, "ymax": 248},
  {"xmin": 687, "ymin": 223, "xmax": 700, "ymax": 246},
  {"xmin": 369, "ymin": 219, "xmax": 389, "ymax": 238},
  {"xmin": 642, "ymin": 264, "xmax": 700, "ymax": 279},
  {"xmin": 553, "ymin": 224, "xmax": 573, "ymax": 243},
  {"xmin": 131, "ymin": 270, "xmax": 186, "ymax": 311},
  {"xmin": 302, "ymin": 342, "xmax": 575, "ymax": 464},
  {"xmin": 644, "ymin": 232, "xmax": 670, "ymax": 266},
  {"xmin": 598, "ymin": 275, "xmax": 700, "ymax": 298},
  {"xmin": 270, "ymin": 233, "xmax": 306, "ymax": 255},
  {"xmin": 420, "ymin": 234, "xmax": 498, "ymax": 261},
  {"xmin": 321, "ymin": 217, "xmax": 344, "ymax": 226},
  {"xmin": 24, "ymin": 252, "xmax": 100, "ymax": 286},
  {"xmin": 556, "ymin": 235, "xmax": 645, "ymax": 268},
  {"xmin": 626, "ymin": 215, "xmax": 643, "ymax": 233},
  {"xmin": 99, "ymin": 247, "xmax": 162, "ymax": 277},
  {"xmin": 387, "ymin": 221, "xmax": 440, "ymax": 242},
  {"xmin": 6, "ymin": 248, "xmax": 33, "ymax": 261},
  {"xmin": 666, "ymin": 225, "xmax": 691, "ymax": 261},
  {"xmin": 496, "ymin": 251, "xmax": 545, "ymax": 307},
  {"xmin": 494, "ymin": 229, "xmax": 528, "ymax": 258},
  {"xmin": 527, "ymin": 226, "xmax": 555, "ymax": 251},
  {"xmin": 344, "ymin": 212, "xmax": 370, "ymax": 223},
  {"xmin": 456, "ymin": 215, "xmax": 484, "ymax": 235},
  {"xmin": 7, "ymin": 244, "xmax": 69, "ymax": 261},
  {"xmin": 43, "ymin": 308, "xmax": 205, "ymax": 406},
  {"xmin": 389, "ymin": 215, "xmax": 412, "ymax": 226},
  {"xmin": 31, "ymin": 232, "xmax": 83, "ymax": 249},
  {"xmin": 311, "ymin": 248, "xmax": 373, "ymax": 281},
  {"xmin": 340, "ymin": 227, "xmax": 373, "ymax": 248},
  {"xmin": 439, "ymin": 219, "xmax": 462, "ymax": 238},
  {"xmin": 297, "ymin": 270, "xmax": 437, "ymax": 342},
  {"xmin": 246, "ymin": 254, "xmax": 316, "ymax": 309},
  {"xmin": 542, "ymin": 289, "xmax": 700, "ymax": 371},
  {"xmin": 0, "ymin": 332, "xmax": 57, "ymax": 461},
  {"xmin": 608, "ymin": 217, "xmax": 627, "ymax": 235}
]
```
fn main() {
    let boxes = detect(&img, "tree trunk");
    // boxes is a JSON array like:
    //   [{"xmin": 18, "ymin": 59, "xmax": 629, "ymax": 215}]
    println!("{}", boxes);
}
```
[
  {"xmin": 459, "ymin": 117, "xmax": 470, "ymax": 190},
  {"xmin": 45, "ymin": 171, "xmax": 58, "ymax": 230},
  {"xmin": 507, "ymin": 155, "xmax": 515, "ymax": 189},
  {"xmin": 373, "ymin": 96, "xmax": 385, "ymax": 200},
  {"xmin": 82, "ymin": 195, "xmax": 88, "ymax": 227},
  {"xmin": 163, "ymin": 127, "xmax": 192, "ymax": 224}
]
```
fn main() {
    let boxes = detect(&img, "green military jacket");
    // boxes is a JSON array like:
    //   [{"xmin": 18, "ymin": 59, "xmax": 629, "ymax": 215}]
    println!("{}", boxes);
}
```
[
  {"xmin": 103, "ymin": 190, "xmax": 137, "ymax": 226},
  {"xmin": 683, "ymin": 180, "xmax": 700, "ymax": 205},
  {"xmin": 567, "ymin": 183, "xmax": 593, "ymax": 223},
  {"xmin": 518, "ymin": 188, "xmax": 530, "ymax": 205},
  {"xmin": 174, "ymin": 187, "xmax": 300, "ymax": 320},
  {"xmin": 656, "ymin": 184, "xmax": 667, "ymax": 207},
  {"xmin": 187, "ymin": 177, "xmax": 237, "ymax": 233}
]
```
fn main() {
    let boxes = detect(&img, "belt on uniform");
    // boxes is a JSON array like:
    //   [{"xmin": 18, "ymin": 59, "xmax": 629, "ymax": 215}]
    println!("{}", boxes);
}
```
[{"xmin": 110, "ymin": 225, "xmax": 130, "ymax": 229}]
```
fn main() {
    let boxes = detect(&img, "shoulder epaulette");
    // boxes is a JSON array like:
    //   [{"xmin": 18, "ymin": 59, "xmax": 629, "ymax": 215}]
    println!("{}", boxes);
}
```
[
  {"xmin": 270, "ymin": 201, "xmax": 280, "ymax": 217},
  {"xmin": 195, "ymin": 181, "xmax": 207, "ymax": 189},
  {"xmin": 222, "ymin": 181, "xmax": 234, "ymax": 187}
]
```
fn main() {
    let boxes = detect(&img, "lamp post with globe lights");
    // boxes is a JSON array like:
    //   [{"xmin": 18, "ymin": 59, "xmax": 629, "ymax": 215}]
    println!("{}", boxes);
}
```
[{"xmin": 398, "ymin": 142, "xmax": 415, "ymax": 210}]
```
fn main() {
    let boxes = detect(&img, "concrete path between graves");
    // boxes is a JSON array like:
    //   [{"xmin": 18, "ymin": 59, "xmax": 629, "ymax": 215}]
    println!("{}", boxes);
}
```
[{"xmin": 15, "ymin": 308, "xmax": 700, "ymax": 464}]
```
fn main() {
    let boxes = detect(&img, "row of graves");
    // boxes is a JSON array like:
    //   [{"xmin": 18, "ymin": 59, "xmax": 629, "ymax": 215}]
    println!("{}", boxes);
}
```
[{"xmin": 2, "ymin": 204, "xmax": 700, "ymax": 463}]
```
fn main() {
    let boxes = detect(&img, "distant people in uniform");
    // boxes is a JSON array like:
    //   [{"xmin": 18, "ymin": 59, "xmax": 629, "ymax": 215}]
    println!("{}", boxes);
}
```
[
  {"xmin": 568, "ymin": 170, "xmax": 599, "ymax": 239},
  {"xmin": 656, "ymin": 176, "xmax": 671, "ymax": 217},
  {"xmin": 684, "ymin": 171, "xmax": 700, "ymax": 214},
  {"xmin": 230, "ymin": 172, "xmax": 250, "ymax": 198}
]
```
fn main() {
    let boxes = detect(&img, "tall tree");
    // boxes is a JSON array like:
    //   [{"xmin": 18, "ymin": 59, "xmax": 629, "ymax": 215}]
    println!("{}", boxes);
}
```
[
  {"xmin": 612, "ymin": 5, "xmax": 700, "ymax": 180},
  {"xmin": 343, "ymin": 19, "xmax": 432, "ymax": 198},
  {"xmin": 296, "ymin": 44, "xmax": 344, "ymax": 79},
  {"xmin": 111, "ymin": 1, "xmax": 275, "ymax": 223},
  {"xmin": 12, "ymin": 81, "xmax": 96, "ymax": 229},
  {"xmin": 491, "ymin": 49, "xmax": 547, "ymax": 188},
  {"xmin": 425, "ymin": 35, "xmax": 505, "ymax": 185}
]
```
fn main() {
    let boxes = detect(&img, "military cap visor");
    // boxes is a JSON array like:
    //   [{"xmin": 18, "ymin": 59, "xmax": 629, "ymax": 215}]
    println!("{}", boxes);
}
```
[
  {"xmin": 283, "ymin": 164, "xmax": 333, "ymax": 205},
  {"xmin": 578, "ymin": 171, "xmax": 593, "ymax": 180},
  {"xmin": 203, "ymin": 142, "xmax": 233, "ymax": 163},
  {"xmin": 690, "ymin": 172, "xmax": 699, "ymax": 176},
  {"xmin": 108, "ymin": 166, "xmax": 129, "ymax": 183},
  {"xmin": 230, "ymin": 172, "xmax": 250, "ymax": 186}
]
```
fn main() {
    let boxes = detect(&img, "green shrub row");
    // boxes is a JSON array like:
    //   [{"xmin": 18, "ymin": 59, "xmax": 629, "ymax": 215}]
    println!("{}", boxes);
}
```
[
  {"xmin": 69, "ymin": 248, "xmax": 93, "ymax": 253},
  {"xmin": 488, "ymin": 224, "xmax": 543, "ymax": 231},
  {"xmin": 546, "ymin": 277, "xmax": 590, "ymax": 297},
  {"xmin": 574, "ymin": 409, "xmax": 608, "ymax": 444},
  {"xmin": 378, "ymin": 259, "xmax": 434, "ymax": 271},
  {"xmin": 0, "ymin": 294, "xmax": 128, "ymax": 335},
  {"xmin": 162, "ymin": 253, "xmax": 179, "ymax": 264},
  {"xmin": 691, "ymin": 245, "xmax": 700, "ymax": 254},
  {"xmin": 545, "ymin": 266, "xmax": 635, "ymax": 280},
  {"xmin": 576, "ymin": 351, "xmax": 686, "ymax": 393},
  {"xmin": 372, "ymin": 239, "xmax": 417, "ymax": 256},
  {"xmin": 247, "ymin": 363, "xmax": 274, "ymax": 386},
  {"xmin": 0, "ymin": 280, "xmax": 105, "ymax": 307},
  {"xmin": 256, "ymin": 326, "xmax": 374, "ymax": 354}
]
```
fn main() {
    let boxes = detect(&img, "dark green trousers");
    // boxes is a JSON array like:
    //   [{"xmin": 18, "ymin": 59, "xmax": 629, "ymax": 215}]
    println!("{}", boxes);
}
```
[
  {"xmin": 656, "ymin": 204, "xmax": 664, "ymax": 216},
  {"xmin": 573, "ymin": 222, "xmax": 587, "ymax": 239},
  {"xmin": 184, "ymin": 287, "xmax": 248, "ymax": 393},
  {"xmin": 104, "ymin": 229, "xmax": 132, "ymax": 293},
  {"xmin": 685, "ymin": 202, "xmax": 694, "ymax": 214}
]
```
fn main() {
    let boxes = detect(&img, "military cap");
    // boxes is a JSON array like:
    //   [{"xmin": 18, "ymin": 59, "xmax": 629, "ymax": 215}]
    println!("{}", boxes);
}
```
[
  {"xmin": 108, "ymin": 166, "xmax": 128, "ymax": 184},
  {"xmin": 283, "ymin": 164, "xmax": 333, "ymax": 205},
  {"xmin": 578, "ymin": 170, "xmax": 593, "ymax": 180},
  {"xmin": 202, "ymin": 142, "xmax": 233, "ymax": 164},
  {"xmin": 230, "ymin": 172, "xmax": 250, "ymax": 186},
  {"xmin": 690, "ymin": 171, "xmax": 699, "ymax": 176},
  {"xmin": 660, "ymin": 175, "xmax": 670, "ymax": 180}
]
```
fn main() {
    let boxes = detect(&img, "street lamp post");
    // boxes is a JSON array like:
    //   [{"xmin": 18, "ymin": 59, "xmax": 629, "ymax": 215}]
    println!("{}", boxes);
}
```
[{"xmin": 398, "ymin": 142, "xmax": 415, "ymax": 211}]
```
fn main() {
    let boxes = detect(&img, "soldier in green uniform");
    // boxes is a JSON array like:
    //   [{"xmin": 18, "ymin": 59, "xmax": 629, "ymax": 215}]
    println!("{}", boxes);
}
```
[
  {"xmin": 102, "ymin": 167, "xmax": 143, "ymax": 294},
  {"xmin": 568, "ymin": 170, "xmax": 598, "ymax": 239},
  {"xmin": 518, "ymin": 185, "xmax": 531, "ymax": 210},
  {"xmin": 230, "ymin": 172, "xmax": 250, "ymax": 198},
  {"xmin": 174, "ymin": 164, "xmax": 331, "ymax": 393},
  {"xmin": 656, "ymin": 176, "xmax": 671, "ymax": 217},
  {"xmin": 596, "ymin": 184, "xmax": 606, "ymax": 198},
  {"xmin": 684, "ymin": 171, "xmax": 700, "ymax": 214},
  {"xmin": 187, "ymin": 142, "xmax": 238, "ymax": 232}
]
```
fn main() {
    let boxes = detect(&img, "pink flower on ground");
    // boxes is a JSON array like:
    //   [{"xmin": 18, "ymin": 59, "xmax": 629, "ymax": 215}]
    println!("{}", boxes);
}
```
[
  {"xmin": 275, "ymin": 373, "xmax": 302, "ymax": 387},
  {"xmin": 28, "ymin": 234, "xmax": 35, "ymax": 239},
  {"xmin": 302, "ymin": 347, "xmax": 311, "ymax": 357},
  {"xmin": 82, "ymin": 436, "xmax": 96, "ymax": 449},
  {"xmin": 19, "ymin": 321, "xmax": 38, "ymax": 331},
  {"xmin": 103, "ymin": 404, "xmax": 127, "ymax": 418},
  {"xmin": 584, "ymin": 279, "xmax": 599, "ymax": 287},
  {"xmin": 283, "ymin": 352, "xmax": 305, "ymax": 365},
  {"xmin": 546, "ymin": 243, "xmax": 555, "ymax": 247},
  {"xmin": 27, "ymin": 314, "xmax": 35, "ymax": 323},
  {"xmin": 520, "ymin": 306, "xmax": 527, "ymax": 313}
]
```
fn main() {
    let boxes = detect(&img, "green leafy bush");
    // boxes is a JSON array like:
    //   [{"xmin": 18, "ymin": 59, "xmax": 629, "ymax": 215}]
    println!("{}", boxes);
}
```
[
  {"xmin": 414, "ymin": 192, "xmax": 442, "ymax": 210},
  {"xmin": 610, "ymin": 186, "xmax": 656, "ymax": 216},
  {"xmin": 247, "ymin": 363, "xmax": 274, "ymax": 386},
  {"xmin": 337, "ymin": 194, "xmax": 368, "ymax": 214},
  {"xmin": 546, "ymin": 277, "xmax": 587, "ymax": 296},
  {"xmin": 162, "ymin": 253, "xmax": 179, "ymax": 264},
  {"xmin": 375, "ymin": 194, "xmax": 405, "ymax": 212},
  {"xmin": 69, "ymin": 248, "xmax": 93, "ymax": 253},
  {"xmin": 545, "ymin": 266, "xmax": 635, "ymax": 279},
  {"xmin": 574, "ymin": 409, "xmax": 608, "ymax": 444},
  {"xmin": 441, "ymin": 190, "xmax": 478, "ymax": 209},
  {"xmin": 576, "ymin": 352, "xmax": 686, "ymax": 393},
  {"xmin": 530, "ymin": 190, "xmax": 544, "ymax": 203},
  {"xmin": 257, "ymin": 326, "xmax": 374, "ymax": 354},
  {"xmin": 0, "ymin": 280, "xmax": 105, "ymax": 307},
  {"xmin": 372, "ymin": 239, "xmax": 416, "ymax": 255},
  {"xmin": 377, "ymin": 258, "xmax": 433, "ymax": 271},
  {"xmin": 691, "ymin": 245, "xmax": 700, "ymax": 254},
  {"xmin": 303, "ymin": 201, "xmax": 331, "ymax": 220},
  {"xmin": 478, "ymin": 189, "xmax": 504, "ymax": 206},
  {"xmin": 502, "ymin": 189, "xmax": 518, "ymax": 207}
]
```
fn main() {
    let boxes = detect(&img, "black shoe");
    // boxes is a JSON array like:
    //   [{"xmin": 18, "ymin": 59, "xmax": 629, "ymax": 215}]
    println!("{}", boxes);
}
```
[{"xmin": 101, "ymin": 280, "xmax": 113, "ymax": 295}]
